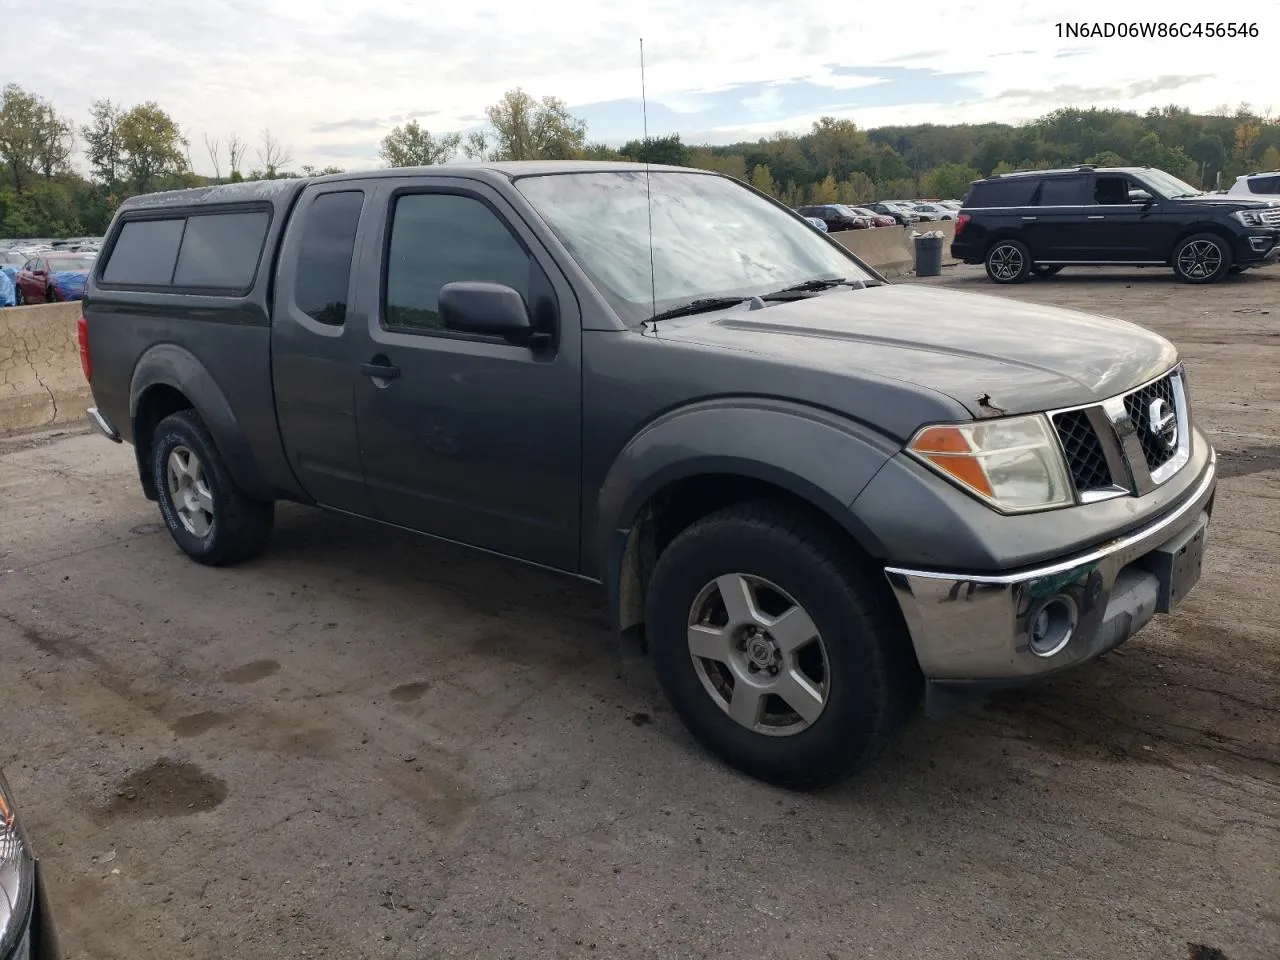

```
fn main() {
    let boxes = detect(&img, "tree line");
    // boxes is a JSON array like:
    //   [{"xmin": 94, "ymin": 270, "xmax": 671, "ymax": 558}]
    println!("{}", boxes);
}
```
[{"xmin": 2, "ymin": 79, "xmax": 1278, "ymax": 239}]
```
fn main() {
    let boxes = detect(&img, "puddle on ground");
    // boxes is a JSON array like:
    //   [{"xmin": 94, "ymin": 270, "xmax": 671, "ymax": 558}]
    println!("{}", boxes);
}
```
[
  {"xmin": 170, "ymin": 710, "xmax": 229, "ymax": 738},
  {"xmin": 223, "ymin": 659, "xmax": 280, "ymax": 684},
  {"xmin": 390, "ymin": 681, "xmax": 430, "ymax": 702},
  {"xmin": 100, "ymin": 759, "xmax": 227, "ymax": 819}
]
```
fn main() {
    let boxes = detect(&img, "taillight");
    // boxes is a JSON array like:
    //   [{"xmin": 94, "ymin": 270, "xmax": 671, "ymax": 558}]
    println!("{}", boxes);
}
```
[
  {"xmin": 955, "ymin": 213, "xmax": 970, "ymax": 236},
  {"xmin": 77, "ymin": 313, "xmax": 91, "ymax": 382}
]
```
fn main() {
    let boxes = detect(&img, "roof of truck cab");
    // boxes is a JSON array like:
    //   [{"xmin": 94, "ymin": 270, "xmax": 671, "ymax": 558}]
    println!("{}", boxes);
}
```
[{"xmin": 116, "ymin": 161, "xmax": 715, "ymax": 212}]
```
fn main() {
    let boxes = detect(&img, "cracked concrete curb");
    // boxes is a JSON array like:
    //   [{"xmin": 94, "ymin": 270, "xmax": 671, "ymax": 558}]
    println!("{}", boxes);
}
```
[{"xmin": 0, "ymin": 302, "xmax": 91, "ymax": 431}]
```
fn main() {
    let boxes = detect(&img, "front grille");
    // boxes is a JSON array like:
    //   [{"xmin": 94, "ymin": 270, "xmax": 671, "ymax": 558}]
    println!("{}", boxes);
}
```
[
  {"xmin": 1123, "ymin": 373, "xmax": 1178, "ymax": 472},
  {"xmin": 1052, "ymin": 410, "xmax": 1114, "ymax": 492}
]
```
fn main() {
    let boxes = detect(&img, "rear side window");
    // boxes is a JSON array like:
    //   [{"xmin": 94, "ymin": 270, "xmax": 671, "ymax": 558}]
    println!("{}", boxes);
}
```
[
  {"xmin": 1249, "ymin": 175, "xmax": 1280, "ymax": 194},
  {"xmin": 1036, "ymin": 176, "xmax": 1087, "ymax": 206},
  {"xmin": 172, "ymin": 211, "xmax": 270, "ymax": 289},
  {"xmin": 966, "ymin": 178, "xmax": 1040, "ymax": 208},
  {"xmin": 294, "ymin": 191, "xmax": 364, "ymax": 326},
  {"xmin": 102, "ymin": 208, "xmax": 271, "ymax": 291},
  {"xmin": 102, "ymin": 219, "xmax": 185, "ymax": 285}
]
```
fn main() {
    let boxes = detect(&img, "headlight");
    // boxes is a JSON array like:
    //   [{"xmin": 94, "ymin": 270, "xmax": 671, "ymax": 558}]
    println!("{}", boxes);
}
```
[
  {"xmin": 0, "ymin": 772, "xmax": 34, "ymax": 958},
  {"xmin": 1232, "ymin": 209, "xmax": 1265, "ymax": 227},
  {"xmin": 907, "ymin": 414, "xmax": 1073, "ymax": 513}
]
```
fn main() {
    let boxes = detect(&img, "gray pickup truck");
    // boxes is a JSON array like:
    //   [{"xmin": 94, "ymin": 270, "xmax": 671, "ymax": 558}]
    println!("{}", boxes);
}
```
[{"xmin": 80, "ymin": 161, "xmax": 1217, "ymax": 789}]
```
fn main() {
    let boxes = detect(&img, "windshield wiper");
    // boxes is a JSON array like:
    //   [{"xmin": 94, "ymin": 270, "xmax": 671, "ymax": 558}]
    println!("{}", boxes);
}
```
[
  {"xmin": 773, "ymin": 276, "xmax": 850, "ymax": 293},
  {"xmin": 647, "ymin": 297, "xmax": 750, "ymax": 323}
]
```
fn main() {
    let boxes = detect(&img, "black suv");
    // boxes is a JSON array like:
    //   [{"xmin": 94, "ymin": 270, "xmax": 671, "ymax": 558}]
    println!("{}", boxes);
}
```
[{"xmin": 952, "ymin": 165, "xmax": 1280, "ymax": 284}]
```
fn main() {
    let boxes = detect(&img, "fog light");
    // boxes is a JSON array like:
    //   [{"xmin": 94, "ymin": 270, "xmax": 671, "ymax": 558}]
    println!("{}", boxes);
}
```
[{"xmin": 1027, "ymin": 595, "xmax": 1077, "ymax": 658}]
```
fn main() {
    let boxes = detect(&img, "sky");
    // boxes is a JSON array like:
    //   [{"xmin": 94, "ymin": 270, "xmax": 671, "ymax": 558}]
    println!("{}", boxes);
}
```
[{"xmin": 9, "ymin": 0, "xmax": 1278, "ymax": 176}]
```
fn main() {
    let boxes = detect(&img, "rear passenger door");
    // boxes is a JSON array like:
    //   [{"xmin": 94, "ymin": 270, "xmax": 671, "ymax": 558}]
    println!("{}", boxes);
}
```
[
  {"xmin": 1023, "ymin": 175, "xmax": 1088, "ymax": 261},
  {"xmin": 349, "ymin": 177, "xmax": 583, "ymax": 572},
  {"xmin": 271, "ymin": 184, "xmax": 374, "ymax": 514}
]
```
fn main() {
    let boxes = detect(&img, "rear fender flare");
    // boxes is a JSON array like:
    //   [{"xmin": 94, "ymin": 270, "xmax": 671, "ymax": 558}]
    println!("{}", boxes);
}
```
[{"xmin": 129, "ymin": 344, "xmax": 272, "ymax": 500}]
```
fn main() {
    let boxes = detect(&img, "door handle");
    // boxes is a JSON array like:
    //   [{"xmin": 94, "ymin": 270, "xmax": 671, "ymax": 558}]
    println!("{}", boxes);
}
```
[
  {"xmin": 1087, "ymin": 215, "xmax": 1104, "ymax": 219},
  {"xmin": 361, "ymin": 361, "xmax": 401, "ymax": 379},
  {"xmin": 1021, "ymin": 216, "xmax": 1037, "ymax": 220}
]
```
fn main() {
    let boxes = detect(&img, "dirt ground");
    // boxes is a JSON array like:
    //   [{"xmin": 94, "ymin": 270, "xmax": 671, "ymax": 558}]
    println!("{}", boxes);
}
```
[{"xmin": 1, "ymin": 264, "xmax": 1277, "ymax": 960}]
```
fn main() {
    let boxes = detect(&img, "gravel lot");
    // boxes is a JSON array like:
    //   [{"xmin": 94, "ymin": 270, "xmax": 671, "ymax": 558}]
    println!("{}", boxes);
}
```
[{"xmin": 2, "ymin": 264, "xmax": 1277, "ymax": 960}]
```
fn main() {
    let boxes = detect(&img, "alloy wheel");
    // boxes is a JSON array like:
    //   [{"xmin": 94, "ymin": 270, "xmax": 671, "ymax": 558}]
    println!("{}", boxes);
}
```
[{"xmin": 166, "ymin": 445, "xmax": 214, "ymax": 537}]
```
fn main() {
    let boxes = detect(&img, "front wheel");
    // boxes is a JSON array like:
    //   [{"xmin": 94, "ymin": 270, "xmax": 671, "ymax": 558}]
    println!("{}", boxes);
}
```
[
  {"xmin": 151, "ymin": 409, "xmax": 274, "ymax": 566},
  {"xmin": 985, "ymin": 239, "xmax": 1032, "ymax": 283},
  {"xmin": 1172, "ymin": 233, "xmax": 1232, "ymax": 283},
  {"xmin": 644, "ymin": 501, "xmax": 921, "ymax": 790}
]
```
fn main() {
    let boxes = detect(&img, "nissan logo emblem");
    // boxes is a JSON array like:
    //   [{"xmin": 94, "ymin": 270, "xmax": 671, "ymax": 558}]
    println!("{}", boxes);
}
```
[{"xmin": 1147, "ymin": 397, "xmax": 1178, "ymax": 451}]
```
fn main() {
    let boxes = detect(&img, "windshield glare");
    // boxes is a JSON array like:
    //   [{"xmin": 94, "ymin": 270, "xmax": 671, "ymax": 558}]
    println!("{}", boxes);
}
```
[
  {"xmin": 1139, "ymin": 169, "xmax": 1202, "ymax": 198},
  {"xmin": 514, "ymin": 171, "xmax": 872, "ymax": 325}
]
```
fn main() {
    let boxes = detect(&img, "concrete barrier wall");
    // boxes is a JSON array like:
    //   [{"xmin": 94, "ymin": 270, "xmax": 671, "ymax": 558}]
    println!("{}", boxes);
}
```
[
  {"xmin": 0, "ymin": 302, "xmax": 90, "ymax": 431},
  {"xmin": 0, "ymin": 224, "xmax": 961, "ymax": 431}
]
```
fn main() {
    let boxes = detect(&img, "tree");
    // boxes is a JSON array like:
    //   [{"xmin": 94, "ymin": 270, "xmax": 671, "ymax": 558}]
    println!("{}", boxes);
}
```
[
  {"xmin": 921, "ymin": 163, "xmax": 981, "ymax": 199},
  {"xmin": 836, "ymin": 172, "xmax": 876, "ymax": 204},
  {"xmin": 809, "ymin": 173, "xmax": 838, "ymax": 203},
  {"xmin": 227, "ymin": 132, "xmax": 247, "ymax": 178},
  {"xmin": 462, "ymin": 131, "xmax": 491, "ymax": 162},
  {"xmin": 300, "ymin": 164, "xmax": 345, "ymax": 177},
  {"xmin": 807, "ymin": 117, "xmax": 871, "ymax": 181},
  {"xmin": 1262, "ymin": 146, "xmax": 1280, "ymax": 173},
  {"xmin": 35, "ymin": 104, "xmax": 73, "ymax": 179},
  {"xmin": 204, "ymin": 134, "xmax": 222, "ymax": 180},
  {"xmin": 620, "ymin": 134, "xmax": 689, "ymax": 166},
  {"xmin": 379, "ymin": 121, "xmax": 460, "ymax": 167},
  {"xmin": 0, "ymin": 84, "xmax": 50, "ymax": 192},
  {"xmin": 483, "ymin": 89, "xmax": 587, "ymax": 161},
  {"xmin": 118, "ymin": 102, "xmax": 188, "ymax": 193},
  {"xmin": 257, "ymin": 128, "xmax": 293, "ymax": 178},
  {"xmin": 749, "ymin": 163, "xmax": 777, "ymax": 197},
  {"xmin": 83, "ymin": 99, "xmax": 124, "ymax": 191},
  {"xmin": 688, "ymin": 151, "xmax": 747, "ymax": 180}
]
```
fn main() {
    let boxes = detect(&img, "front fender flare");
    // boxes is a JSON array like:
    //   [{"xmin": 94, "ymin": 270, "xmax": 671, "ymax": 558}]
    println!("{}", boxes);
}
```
[
  {"xmin": 130, "ymin": 343, "xmax": 272, "ymax": 500},
  {"xmin": 590, "ymin": 397, "xmax": 902, "ymax": 588}
]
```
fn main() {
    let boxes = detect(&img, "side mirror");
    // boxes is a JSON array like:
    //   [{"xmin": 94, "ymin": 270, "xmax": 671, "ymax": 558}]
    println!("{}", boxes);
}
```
[
  {"xmin": 1129, "ymin": 189, "xmax": 1154, "ymax": 204},
  {"xmin": 439, "ymin": 281, "xmax": 544, "ymax": 345}
]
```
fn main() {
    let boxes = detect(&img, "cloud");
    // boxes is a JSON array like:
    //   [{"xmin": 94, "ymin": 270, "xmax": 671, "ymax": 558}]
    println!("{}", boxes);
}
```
[{"xmin": 3, "ymin": 0, "xmax": 1274, "ymax": 175}]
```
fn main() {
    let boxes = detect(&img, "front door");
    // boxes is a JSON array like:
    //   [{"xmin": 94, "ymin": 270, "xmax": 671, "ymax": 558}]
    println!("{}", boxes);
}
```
[
  {"xmin": 350, "ymin": 179, "xmax": 583, "ymax": 573},
  {"xmin": 1079, "ymin": 174, "xmax": 1172, "ymax": 261}
]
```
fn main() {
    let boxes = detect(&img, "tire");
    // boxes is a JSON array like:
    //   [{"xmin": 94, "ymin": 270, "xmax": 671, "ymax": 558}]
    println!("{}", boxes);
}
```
[
  {"xmin": 46, "ymin": 286, "xmax": 56, "ymax": 303},
  {"xmin": 984, "ymin": 239, "xmax": 1032, "ymax": 283},
  {"xmin": 1032, "ymin": 264, "xmax": 1063, "ymax": 277},
  {"xmin": 644, "ymin": 500, "xmax": 921, "ymax": 790},
  {"xmin": 150, "ymin": 409, "xmax": 274, "ymax": 566},
  {"xmin": 13, "ymin": 286, "xmax": 23, "ymax": 306},
  {"xmin": 1172, "ymin": 233, "xmax": 1232, "ymax": 284}
]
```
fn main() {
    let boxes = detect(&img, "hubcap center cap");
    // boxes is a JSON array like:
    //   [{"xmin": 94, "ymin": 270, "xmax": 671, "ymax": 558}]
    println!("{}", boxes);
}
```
[{"xmin": 745, "ymin": 632, "xmax": 779, "ymax": 668}]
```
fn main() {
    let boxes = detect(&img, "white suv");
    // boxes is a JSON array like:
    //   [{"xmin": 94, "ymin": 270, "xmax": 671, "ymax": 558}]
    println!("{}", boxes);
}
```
[{"xmin": 1228, "ymin": 171, "xmax": 1280, "ymax": 199}]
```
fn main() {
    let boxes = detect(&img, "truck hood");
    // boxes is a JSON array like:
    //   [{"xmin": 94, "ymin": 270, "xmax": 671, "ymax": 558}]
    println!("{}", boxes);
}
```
[{"xmin": 653, "ymin": 284, "xmax": 1178, "ymax": 417}]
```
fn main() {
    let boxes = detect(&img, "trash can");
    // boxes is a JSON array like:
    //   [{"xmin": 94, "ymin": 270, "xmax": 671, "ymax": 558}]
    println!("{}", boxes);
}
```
[{"xmin": 914, "ymin": 232, "xmax": 944, "ymax": 277}]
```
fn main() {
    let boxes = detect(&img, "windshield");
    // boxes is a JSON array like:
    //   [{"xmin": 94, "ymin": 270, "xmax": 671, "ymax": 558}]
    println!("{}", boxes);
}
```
[
  {"xmin": 514, "ymin": 170, "xmax": 873, "ymax": 325},
  {"xmin": 1138, "ymin": 169, "xmax": 1202, "ymax": 198},
  {"xmin": 45, "ymin": 255, "xmax": 96, "ymax": 271}
]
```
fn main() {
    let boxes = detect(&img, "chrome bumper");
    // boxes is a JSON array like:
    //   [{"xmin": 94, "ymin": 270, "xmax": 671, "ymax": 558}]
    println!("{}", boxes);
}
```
[
  {"xmin": 884, "ymin": 451, "xmax": 1216, "ymax": 682},
  {"xmin": 86, "ymin": 406, "xmax": 121, "ymax": 443}
]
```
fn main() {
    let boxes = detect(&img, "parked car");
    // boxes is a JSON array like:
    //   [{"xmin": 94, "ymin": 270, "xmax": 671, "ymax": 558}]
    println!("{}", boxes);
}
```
[
  {"xmin": 795, "ymin": 204, "xmax": 867, "ymax": 231},
  {"xmin": 0, "ymin": 770, "xmax": 60, "ymax": 959},
  {"xmin": 846, "ymin": 206, "xmax": 897, "ymax": 228},
  {"xmin": 82, "ymin": 162, "xmax": 1217, "ymax": 789},
  {"xmin": 1226, "ymin": 170, "xmax": 1280, "ymax": 200},
  {"xmin": 953, "ymin": 164, "xmax": 1280, "ymax": 283},
  {"xmin": 803, "ymin": 216, "xmax": 829, "ymax": 232},
  {"xmin": 15, "ymin": 252, "xmax": 97, "ymax": 304},
  {"xmin": 866, "ymin": 201, "xmax": 919, "ymax": 225},
  {"xmin": 0, "ymin": 251, "xmax": 24, "ymax": 303},
  {"xmin": 910, "ymin": 202, "xmax": 956, "ymax": 221}
]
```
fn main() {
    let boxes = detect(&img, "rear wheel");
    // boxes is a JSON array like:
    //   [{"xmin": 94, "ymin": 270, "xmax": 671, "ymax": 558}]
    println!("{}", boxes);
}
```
[
  {"xmin": 1032, "ymin": 264, "xmax": 1063, "ymax": 277},
  {"xmin": 644, "ymin": 501, "xmax": 921, "ymax": 790},
  {"xmin": 151, "ymin": 409, "xmax": 274, "ymax": 566},
  {"xmin": 1172, "ymin": 233, "xmax": 1232, "ymax": 283},
  {"xmin": 985, "ymin": 239, "xmax": 1032, "ymax": 283},
  {"xmin": 45, "ymin": 286, "xmax": 56, "ymax": 303}
]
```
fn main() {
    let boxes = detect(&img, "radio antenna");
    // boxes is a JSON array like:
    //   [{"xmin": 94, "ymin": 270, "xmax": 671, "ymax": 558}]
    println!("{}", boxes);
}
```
[{"xmin": 640, "ymin": 38, "xmax": 658, "ymax": 333}]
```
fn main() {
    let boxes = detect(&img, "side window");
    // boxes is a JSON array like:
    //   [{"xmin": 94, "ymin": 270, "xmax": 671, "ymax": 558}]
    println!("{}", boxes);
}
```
[
  {"xmin": 384, "ymin": 193, "xmax": 536, "ymax": 333},
  {"xmin": 172, "ymin": 211, "xmax": 271, "ymax": 290},
  {"xmin": 1249, "ymin": 175, "xmax": 1280, "ymax": 194},
  {"xmin": 294, "ymin": 191, "xmax": 364, "ymax": 326},
  {"xmin": 102, "ymin": 219, "xmax": 185, "ymax": 285},
  {"xmin": 1036, "ymin": 176, "xmax": 1087, "ymax": 206},
  {"xmin": 967, "ymin": 178, "xmax": 1039, "ymax": 207},
  {"xmin": 1090, "ymin": 176, "xmax": 1132, "ymax": 205}
]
